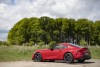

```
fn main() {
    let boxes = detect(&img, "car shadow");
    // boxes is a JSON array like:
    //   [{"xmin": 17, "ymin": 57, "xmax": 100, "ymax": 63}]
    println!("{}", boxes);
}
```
[
  {"xmin": 54, "ymin": 60, "xmax": 95, "ymax": 64},
  {"xmin": 72, "ymin": 61, "xmax": 95, "ymax": 64},
  {"xmin": 43, "ymin": 60, "xmax": 95, "ymax": 64}
]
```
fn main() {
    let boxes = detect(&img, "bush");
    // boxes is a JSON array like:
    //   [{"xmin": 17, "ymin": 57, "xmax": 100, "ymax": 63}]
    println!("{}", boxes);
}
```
[
  {"xmin": 9, "ymin": 40, "xmax": 16, "ymax": 45},
  {"xmin": 79, "ymin": 39, "xmax": 87, "ymax": 46},
  {"xmin": 0, "ymin": 41, "xmax": 10, "ymax": 46},
  {"xmin": 0, "ymin": 41, "xmax": 2, "ymax": 45},
  {"xmin": 38, "ymin": 41, "xmax": 45, "ymax": 46},
  {"xmin": 48, "ymin": 41, "xmax": 57, "ymax": 48},
  {"xmin": 23, "ymin": 42, "xmax": 29, "ymax": 46},
  {"xmin": 29, "ymin": 41, "xmax": 35, "ymax": 46}
]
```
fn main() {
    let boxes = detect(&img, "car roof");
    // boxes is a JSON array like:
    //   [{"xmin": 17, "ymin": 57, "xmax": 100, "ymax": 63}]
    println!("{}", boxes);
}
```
[{"xmin": 58, "ymin": 43, "xmax": 82, "ymax": 48}]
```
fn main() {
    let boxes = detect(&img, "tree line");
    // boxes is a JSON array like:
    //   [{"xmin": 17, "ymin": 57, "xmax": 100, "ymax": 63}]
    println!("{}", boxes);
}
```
[{"xmin": 7, "ymin": 16, "xmax": 100, "ymax": 46}]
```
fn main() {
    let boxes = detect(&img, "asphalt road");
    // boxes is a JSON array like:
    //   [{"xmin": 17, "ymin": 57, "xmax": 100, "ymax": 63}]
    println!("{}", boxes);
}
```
[{"xmin": 0, "ymin": 59, "xmax": 100, "ymax": 67}]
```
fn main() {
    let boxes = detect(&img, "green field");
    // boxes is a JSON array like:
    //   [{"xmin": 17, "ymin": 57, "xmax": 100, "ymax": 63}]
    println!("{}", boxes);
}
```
[
  {"xmin": 0, "ymin": 45, "xmax": 100, "ymax": 62},
  {"xmin": 89, "ymin": 46, "xmax": 100, "ymax": 59},
  {"xmin": 0, "ymin": 45, "xmax": 48, "ymax": 62}
]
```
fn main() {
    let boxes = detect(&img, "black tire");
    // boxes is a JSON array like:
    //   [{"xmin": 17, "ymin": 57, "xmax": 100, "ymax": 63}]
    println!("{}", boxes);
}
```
[
  {"xmin": 64, "ymin": 53, "xmax": 74, "ymax": 63},
  {"xmin": 49, "ymin": 60, "xmax": 55, "ymax": 62},
  {"xmin": 34, "ymin": 53, "xmax": 42, "ymax": 62},
  {"xmin": 78, "ymin": 58, "xmax": 85, "ymax": 63}
]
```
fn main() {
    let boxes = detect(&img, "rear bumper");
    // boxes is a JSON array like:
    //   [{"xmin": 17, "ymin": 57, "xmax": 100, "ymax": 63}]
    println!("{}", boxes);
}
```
[
  {"xmin": 82, "ymin": 53, "xmax": 91, "ymax": 60},
  {"xmin": 76, "ymin": 52, "xmax": 91, "ymax": 60}
]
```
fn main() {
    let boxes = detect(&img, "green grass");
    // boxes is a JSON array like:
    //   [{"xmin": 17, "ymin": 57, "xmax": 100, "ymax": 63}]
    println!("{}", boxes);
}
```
[
  {"xmin": 0, "ymin": 45, "xmax": 48, "ymax": 62},
  {"xmin": 88, "ymin": 46, "xmax": 100, "ymax": 59},
  {"xmin": 0, "ymin": 45, "xmax": 100, "ymax": 62}
]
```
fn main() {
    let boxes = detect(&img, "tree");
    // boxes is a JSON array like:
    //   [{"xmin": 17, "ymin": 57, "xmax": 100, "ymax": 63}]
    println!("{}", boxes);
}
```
[
  {"xmin": 8, "ymin": 18, "xmax": 29, "ymax": 45},
  {"xmin": 76, "ymin": 19, "xmax": 93, "ymax": 45},
  {"xmin": 92, "ymin": 21, "xmax": 100, "ymax": 45},
  {"xmin": 7, "ymin": 16, "xmax": 100, "ymax": 46},
  {"xmin": 62, "ymin": 18, "xmax": 69, "ymax": 42},
  {"xmin": 67, "ymin": 18, "xmax": 76, "ymax": 43}
]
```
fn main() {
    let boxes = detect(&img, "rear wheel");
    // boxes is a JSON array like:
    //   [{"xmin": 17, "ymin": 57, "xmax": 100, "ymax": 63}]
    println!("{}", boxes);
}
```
[
  {"xmin": 78, "ymin": 58, "xmax": 85, "ymax": 63},
  {"xmin": 64, "ymin": 53, "xmax": 74, "ymax": 63},
  {"xmin": 34, "ymin": 53, "xmax": 42, "ymax": 62}
]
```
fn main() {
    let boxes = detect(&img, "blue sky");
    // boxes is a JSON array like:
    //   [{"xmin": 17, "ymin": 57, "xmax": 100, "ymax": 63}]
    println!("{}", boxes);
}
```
[{"xmin": 0, "ymin": 0, "xmax": 100, "ymax": 41}]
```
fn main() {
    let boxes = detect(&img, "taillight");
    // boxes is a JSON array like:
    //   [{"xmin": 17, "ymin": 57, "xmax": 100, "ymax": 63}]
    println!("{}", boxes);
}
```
[{"xmin": 85, "ymin": 48, "xmax": 90, "ymax": 52}]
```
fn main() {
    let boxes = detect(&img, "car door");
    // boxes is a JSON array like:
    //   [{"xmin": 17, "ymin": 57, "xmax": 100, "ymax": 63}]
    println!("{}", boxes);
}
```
[
  {"xmin": 51, "ymin": 45, "xmax": 62, "ymax": 59},
  {"xmin": 44, "ymin": 44, "xmax": 65, "ymax": 60}
]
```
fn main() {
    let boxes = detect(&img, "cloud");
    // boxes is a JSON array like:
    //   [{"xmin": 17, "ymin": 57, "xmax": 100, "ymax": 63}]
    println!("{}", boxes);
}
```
[
  {"xmin": 0, "ymin": 33, "xmax": 8, "ymax": 41},
  {"xmin": 0, "ymin": 29, "xmax": 8, "ymax": 41},
  {"xmin": 0, "ymin": 0, "xmax": 100, "ymax": 41}
]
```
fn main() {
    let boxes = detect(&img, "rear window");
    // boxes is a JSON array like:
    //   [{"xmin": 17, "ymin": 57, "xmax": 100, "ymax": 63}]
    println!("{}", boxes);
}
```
[{"xmin": 68, "ymin": 43, "xmax": 82, "ymax": 48}]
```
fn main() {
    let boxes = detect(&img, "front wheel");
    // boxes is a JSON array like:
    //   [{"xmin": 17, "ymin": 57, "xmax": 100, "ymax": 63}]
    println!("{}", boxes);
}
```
[
  {"xmin": 64, "ymin": 53, "xmax": 74, "ymax": 63},
  {"xmin": 34, "ymin": 53, "xmax": 42, "ymax": 62}
]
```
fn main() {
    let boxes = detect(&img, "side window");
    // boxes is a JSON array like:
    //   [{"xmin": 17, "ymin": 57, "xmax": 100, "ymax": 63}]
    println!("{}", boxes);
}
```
[
  {"xmin": 53, "ymin": 44, "xmax": 67, "ymax": 49},
  {"xmin": 58, "ymin": 45, "xmax": 67, "ymax": 49},
  {"xmin": 53, "ymin": 45, "xmax": 60, "ymax": 49}
]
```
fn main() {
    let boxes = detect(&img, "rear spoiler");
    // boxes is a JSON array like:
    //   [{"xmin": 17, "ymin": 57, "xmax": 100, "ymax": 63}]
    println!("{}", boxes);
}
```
[{"xmin": 78, "ymin": 47, "xmax": 89, "ymax": 52}]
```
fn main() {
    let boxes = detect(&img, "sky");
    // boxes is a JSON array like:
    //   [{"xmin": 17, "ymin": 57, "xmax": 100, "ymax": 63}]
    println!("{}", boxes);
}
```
[{"xmin": 0, "ymin": 0, "xmax": 100, "ymax": 41}]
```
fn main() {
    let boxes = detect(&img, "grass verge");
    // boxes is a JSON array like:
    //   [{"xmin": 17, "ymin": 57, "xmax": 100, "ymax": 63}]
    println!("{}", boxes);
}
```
[
  {"xmin": 0, "ymin": 45, "xmax": 100, "ymax": 62},
  {"xmin": 88, "ymin": 46, "xmax": 100, "ymax": 59},
  {"xmin": 0, "ymin": 45, "xmax": 48, "ymax": 62}
]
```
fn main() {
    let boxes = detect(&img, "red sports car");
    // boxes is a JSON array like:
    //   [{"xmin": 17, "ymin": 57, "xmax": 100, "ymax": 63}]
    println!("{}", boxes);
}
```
[{"xmin": 32, "ymin": 43, "xmax": 91, "ymax": 63}]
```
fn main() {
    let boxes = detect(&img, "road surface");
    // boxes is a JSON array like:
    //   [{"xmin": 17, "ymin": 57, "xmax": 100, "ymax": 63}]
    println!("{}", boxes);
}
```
[{"xmin": 0, "ymin": 59, "xmax": 100, "ymax": 67}]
